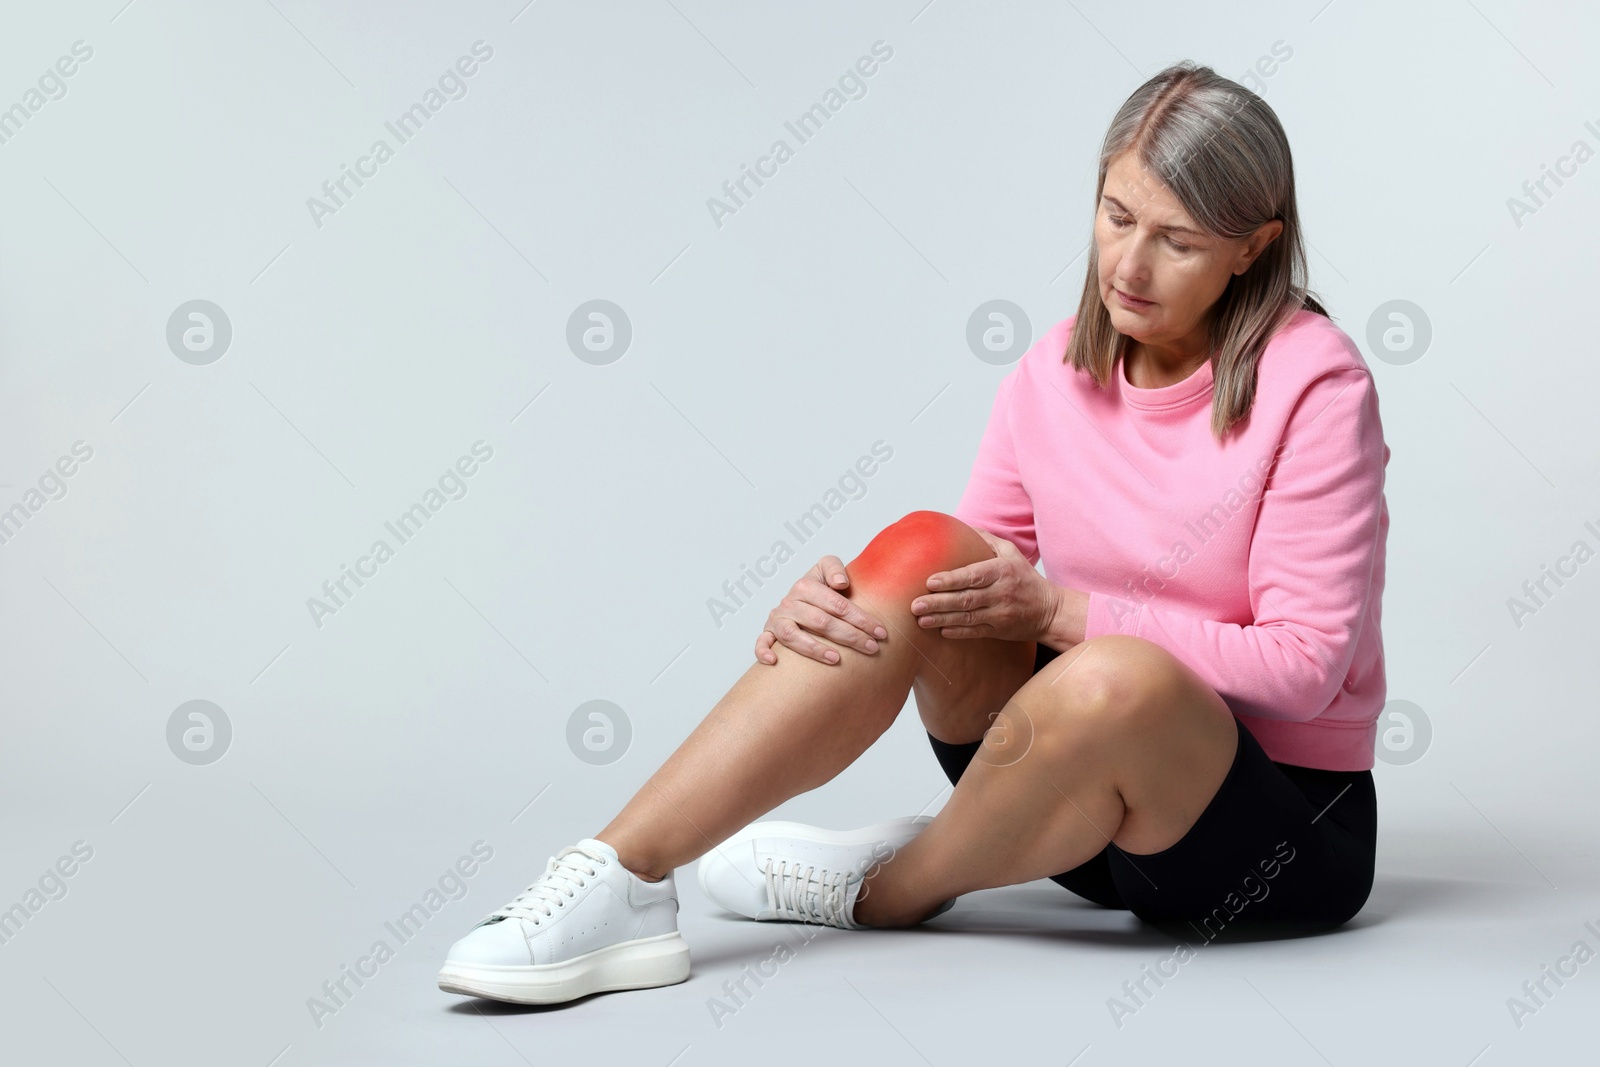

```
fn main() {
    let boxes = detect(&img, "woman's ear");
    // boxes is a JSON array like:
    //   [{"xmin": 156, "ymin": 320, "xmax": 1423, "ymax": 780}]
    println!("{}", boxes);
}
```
[{"xmin": 1235, "ymin": 218, "xmax": 1285, "ymax": 274}]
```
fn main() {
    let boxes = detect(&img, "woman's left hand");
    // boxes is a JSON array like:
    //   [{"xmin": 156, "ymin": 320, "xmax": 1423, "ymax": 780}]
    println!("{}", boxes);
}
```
[{"xmin": 911, "ymin": 529, "xmax": 1075, "ymax": 644}]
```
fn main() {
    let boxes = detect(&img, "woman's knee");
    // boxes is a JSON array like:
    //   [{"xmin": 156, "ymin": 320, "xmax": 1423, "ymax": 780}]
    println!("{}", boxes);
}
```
[
  {"xmin": 1020, "ymin": 636, "xmax": 1182, "ymax": 743},
  {"xmin": 846, "ymin": 511, "xmax": 993, "ymax": 602}
]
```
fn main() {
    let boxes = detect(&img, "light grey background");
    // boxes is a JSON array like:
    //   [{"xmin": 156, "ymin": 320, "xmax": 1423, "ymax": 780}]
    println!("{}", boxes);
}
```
[{"xmin": 2, "ymin": 1, "xmax": 1597, "ymax": 1064}]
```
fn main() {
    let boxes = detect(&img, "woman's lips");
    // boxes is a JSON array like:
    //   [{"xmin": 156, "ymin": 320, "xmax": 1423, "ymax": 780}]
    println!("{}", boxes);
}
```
[{"xmin": 1115, "ymin": 288, "xmax": 1154, "ymax": 309}]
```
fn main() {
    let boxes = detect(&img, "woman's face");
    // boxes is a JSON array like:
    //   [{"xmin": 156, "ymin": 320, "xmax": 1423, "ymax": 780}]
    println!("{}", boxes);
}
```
[{"xmin": 1094, "ymin": 152, "xmax": 1280, "ymax": 356}]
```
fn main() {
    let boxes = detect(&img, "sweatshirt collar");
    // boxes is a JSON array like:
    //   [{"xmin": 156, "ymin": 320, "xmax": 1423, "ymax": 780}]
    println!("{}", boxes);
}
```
[{"xmin": 1116, "ymin": 352, "xmax": 1215, "ymax": 411}]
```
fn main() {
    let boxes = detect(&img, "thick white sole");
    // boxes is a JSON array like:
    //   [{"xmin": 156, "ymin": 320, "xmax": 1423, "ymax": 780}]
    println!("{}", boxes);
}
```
[
  {"xmin": 698, "ymin": 816, "xmax": 935, "ymax": 915},
  {"xmin": 437, "ymin": 930, "xmax": 690, "ymax": 1005}
]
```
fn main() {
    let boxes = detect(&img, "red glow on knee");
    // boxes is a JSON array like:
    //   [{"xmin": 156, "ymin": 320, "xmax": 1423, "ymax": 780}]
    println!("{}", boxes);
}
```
[{"xmin": 847, "ymin": 511, "xmax": 968, "ymax": 589}]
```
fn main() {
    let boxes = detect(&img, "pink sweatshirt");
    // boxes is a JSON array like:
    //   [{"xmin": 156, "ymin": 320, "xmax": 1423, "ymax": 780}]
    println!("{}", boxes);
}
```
[{"xmin": 953, "ymin": 308, "xmax": 1390, "ymax": 771}]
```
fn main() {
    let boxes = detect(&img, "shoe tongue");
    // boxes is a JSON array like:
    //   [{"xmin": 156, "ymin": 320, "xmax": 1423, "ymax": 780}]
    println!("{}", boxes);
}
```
[{"xmin": 570, "ymin": 837, "xmax": 620, "ymax": 863}]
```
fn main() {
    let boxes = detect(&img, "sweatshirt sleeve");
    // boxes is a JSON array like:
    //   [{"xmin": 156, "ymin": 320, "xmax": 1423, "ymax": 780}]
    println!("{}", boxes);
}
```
[
  {"xmin": 1083, "ymin": 366, "xmax": 1386, "ymax": 722},
  {"xmin": 952, "ymin": 370, "xmax": 1040, "ymax": 565}
]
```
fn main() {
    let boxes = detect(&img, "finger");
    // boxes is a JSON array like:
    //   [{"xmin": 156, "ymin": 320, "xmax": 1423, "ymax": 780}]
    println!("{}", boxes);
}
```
[
  {"xmin": 921, "ymin": 614, "xmax": 979, "ymax": 630},
  {"xmin": 926, "ymin": 559, "xmax": 998, "ymax": 592},
  {"xmin": 817, "ymin": 555, "xmax": 850, "ymax": 589},
  {"xmin": 794, "ymin": 602, "xmax": 879, "ymax": 655},
  {"xmin": 911, "ymin": 588, "xmax": 985, "ymax": 616},
  {"xmin": 914, "ymin": 607, "xmax": 982, "ymax": 629},
  {"xmin": 937, "ymin": 624, "xmax": 992, "ymax": 639},
  {"xmin": 755, "ymin": 629, "xmax": 778, "ymax": 665},
  {"xmin": 772, "ymin": 618, "xmax": 843, "ymax": 665},
  {"xmin": 812, "ymin": 586, "xmax": 888, "ymax": 641}
]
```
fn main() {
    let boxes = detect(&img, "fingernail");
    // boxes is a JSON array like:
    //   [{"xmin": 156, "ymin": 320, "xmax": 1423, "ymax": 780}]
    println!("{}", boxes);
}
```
[
  {"xmin": 874, "ymin": 626, "xmax": 887, "ymax": 639},
  {"xmin": 865, "ymin": 639, "xmax": 879, "ymax": 652},
  {"xmin": 911, "ymin": 600, "xmax": 923, "ymax": 612},
  {"xmin": 826, "ymin": 652, "xmax": 839, "ymax": 663}
]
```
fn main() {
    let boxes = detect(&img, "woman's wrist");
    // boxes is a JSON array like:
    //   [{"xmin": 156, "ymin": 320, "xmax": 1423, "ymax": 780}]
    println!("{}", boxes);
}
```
[{"xmin": 1039, "ymin": 584, "xmax": 1089, "ymax": 651}]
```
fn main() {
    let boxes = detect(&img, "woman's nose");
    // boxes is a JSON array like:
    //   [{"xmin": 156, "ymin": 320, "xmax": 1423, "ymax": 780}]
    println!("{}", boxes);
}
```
[{"xmin": 1114, "ymin": 238, "xmax": 1153, "ymax": 281}]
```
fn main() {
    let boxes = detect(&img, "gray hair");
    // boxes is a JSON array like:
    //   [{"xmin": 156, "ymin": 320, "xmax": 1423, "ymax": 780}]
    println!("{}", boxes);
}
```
[{"xmin": 1066, "ymin": 60, "xmax": 1326, "ymax": 440}]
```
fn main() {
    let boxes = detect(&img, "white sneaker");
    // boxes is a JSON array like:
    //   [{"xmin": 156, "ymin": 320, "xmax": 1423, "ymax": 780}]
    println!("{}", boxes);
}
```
[
  {"xmin": 437, "ymin": 837, "xmax": 689, "ymax": 1005},
  {"xmin": 697, "ymin": 816, "xmax": 955, "ymax": 929}
]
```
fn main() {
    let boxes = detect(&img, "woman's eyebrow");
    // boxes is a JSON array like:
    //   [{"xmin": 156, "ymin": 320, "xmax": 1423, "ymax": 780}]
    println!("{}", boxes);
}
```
[{"xmin": 1101, "ymin": 194, "xmax": 1205, "ymax": 237}]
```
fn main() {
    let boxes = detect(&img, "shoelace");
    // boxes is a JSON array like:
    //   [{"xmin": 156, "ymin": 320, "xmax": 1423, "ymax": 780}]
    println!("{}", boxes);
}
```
[
  {"xmin": 762, "ymin": 858, "xmax": 858, "ymax": 929},
  {"xmin": 486, "ymin": 845, "xmax": 608, "ymax": 926}
]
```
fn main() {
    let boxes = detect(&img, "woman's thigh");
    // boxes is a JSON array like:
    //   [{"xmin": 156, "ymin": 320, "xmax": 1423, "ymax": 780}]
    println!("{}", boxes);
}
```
[{"xmin": 926, "ymin": 642, "xmax": 1379, "ymax": 933}]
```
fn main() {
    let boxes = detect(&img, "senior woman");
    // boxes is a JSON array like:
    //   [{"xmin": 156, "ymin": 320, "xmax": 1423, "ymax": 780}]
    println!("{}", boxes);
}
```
[{"xmin": 438, "ymin": 59, "xmax": 1389, "ymax": 1006}]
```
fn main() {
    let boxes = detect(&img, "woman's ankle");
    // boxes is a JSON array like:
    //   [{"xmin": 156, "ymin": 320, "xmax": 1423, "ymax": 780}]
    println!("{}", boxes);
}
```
[
  {"xmin": 595, "ymin": 834, "xmax": 669, "ymax": 883},
  {"xmin": 853, "ymin": 874, "xmax": 917, "ymax": 928}
]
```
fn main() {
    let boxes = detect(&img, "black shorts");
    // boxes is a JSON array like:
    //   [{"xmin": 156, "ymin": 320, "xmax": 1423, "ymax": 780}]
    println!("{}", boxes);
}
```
[{"xmin": 926, "ymin": 643, "xmax": 1377, "ymax": 939}]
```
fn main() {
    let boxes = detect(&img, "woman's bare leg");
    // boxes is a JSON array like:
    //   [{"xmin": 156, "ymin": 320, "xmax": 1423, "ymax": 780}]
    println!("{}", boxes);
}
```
[
  {"xmin": 594, "ymin": 511, "xmax": 1034, "ymax": 882},
  {"xmin": 850, "ymin": 634, "xmax": 1239, "ymax": 927}
]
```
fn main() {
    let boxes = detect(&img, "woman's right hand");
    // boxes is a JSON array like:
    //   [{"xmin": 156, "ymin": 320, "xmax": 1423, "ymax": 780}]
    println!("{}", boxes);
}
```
[{"xmin": 756, "ymin": 555, "xmax": 890, "ymax": 666}]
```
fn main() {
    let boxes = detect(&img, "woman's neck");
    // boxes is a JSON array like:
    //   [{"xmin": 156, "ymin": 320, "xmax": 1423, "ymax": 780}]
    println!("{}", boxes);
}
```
[{"xmin": 1124, "ymin": 341, "xmax": 1209, "ymax": 388}]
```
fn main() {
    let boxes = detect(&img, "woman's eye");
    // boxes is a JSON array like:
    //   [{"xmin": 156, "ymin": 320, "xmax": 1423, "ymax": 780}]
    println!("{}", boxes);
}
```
[{"xmin": 1106, "ymin": 212, "xmax": 1190, "ymax": 250}]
